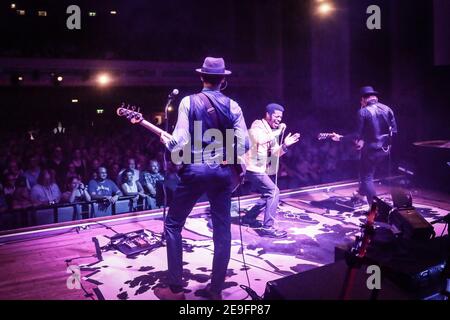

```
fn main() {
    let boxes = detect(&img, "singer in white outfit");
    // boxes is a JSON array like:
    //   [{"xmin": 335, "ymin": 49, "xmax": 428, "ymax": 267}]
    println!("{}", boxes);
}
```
[{"xmin": 242, "ymin": 103, "xmax": 300, "ymax": 238}]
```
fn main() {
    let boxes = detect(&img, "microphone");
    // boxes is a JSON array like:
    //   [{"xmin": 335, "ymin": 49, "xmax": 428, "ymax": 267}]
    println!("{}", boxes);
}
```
[
  {"xmin": 164, "ymin": 89, "xmax": 179, "ymax": 128},
  {"xmin": 168, "ymin": 89, "xmax": 179, "ymax": 99}
]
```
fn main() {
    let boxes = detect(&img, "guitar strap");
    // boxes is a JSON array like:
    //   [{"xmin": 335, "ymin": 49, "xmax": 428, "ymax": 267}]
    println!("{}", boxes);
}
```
[
  {"xmin": 374, "ymin": 104, "xmax": 393, "ymax": 152},
  {"xmin": 198, "ymin": 92, "xmax": 221, "ymax": 130},
  {"xmin": 198, "ymin": 92, "xmax": 244, "ymax": 165},
  {"xmin": 196, "ymin": 92, "xmax": 224, "ymax": 164},
  {"xmin": 196, "ymin": 93, "xmax": 244, "ymax": 191}
]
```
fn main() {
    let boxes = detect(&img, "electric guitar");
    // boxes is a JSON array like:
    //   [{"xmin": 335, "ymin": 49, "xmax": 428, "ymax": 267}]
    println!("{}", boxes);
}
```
[
  {"xmin": 317, "ymin": 132, "xmax": 365, "ymax": 150},
  {"xmin": 116, "ymin": 104, "xmax": 245, "ymax": 192},
  {"xmin": 318, "ymin": 132, "xmax": 393, "ymax": 152},
  {"xmin": 317, "ymin": 133, "xmax": 339, "ymax": 141}
]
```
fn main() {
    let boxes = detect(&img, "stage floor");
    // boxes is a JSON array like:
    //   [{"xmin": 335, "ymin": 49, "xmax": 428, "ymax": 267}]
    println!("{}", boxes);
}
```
[{"xmin": 0, "ymin": 181, "xmax": 448, "ymax": 300}]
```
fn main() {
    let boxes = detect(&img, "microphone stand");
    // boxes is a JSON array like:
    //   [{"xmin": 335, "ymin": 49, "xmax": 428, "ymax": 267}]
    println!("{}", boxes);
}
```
[
  {"xmin": 161, "ymin": 95, "xmax": 174, "ymax": 242},
  {"xmin": 340, "ymin": 202, "xmax": 379, "ymax": 300}
]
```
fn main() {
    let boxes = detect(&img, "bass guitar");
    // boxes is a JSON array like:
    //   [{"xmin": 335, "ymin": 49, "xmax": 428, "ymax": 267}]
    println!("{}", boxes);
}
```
[{"xmin": 116, "ymin": 104, "xmax": 245, "ymax": 192}]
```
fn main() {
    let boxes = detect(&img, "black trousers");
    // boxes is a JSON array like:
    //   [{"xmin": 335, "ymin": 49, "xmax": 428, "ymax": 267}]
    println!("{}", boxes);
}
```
[
  {"xmin": 164, "ymin": 164, "xmax": 233, "ymax": 293},
  {"xmin": 358, "ymin": 149, "xmax": 389, "ymax": 204}
]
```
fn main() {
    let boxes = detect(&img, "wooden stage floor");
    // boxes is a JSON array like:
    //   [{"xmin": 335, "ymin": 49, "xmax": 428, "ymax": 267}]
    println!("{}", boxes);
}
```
[{"xmin": 0, "ymin": 180, "xmax": 448, "ymax": 300}]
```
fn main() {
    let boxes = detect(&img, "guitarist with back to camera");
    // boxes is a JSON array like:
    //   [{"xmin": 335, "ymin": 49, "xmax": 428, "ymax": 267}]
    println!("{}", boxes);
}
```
[
  {"xmin": 325, "ymin": 86, "xmax": 398, "ymax": 205},
  {"xmin": 154, "ymin": 57, "xmax": 250, "ymax": 300}
]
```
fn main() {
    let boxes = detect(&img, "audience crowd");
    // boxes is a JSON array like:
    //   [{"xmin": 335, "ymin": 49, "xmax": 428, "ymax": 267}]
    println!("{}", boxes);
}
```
[{"xmin": 0, "ymin": 118, "xmax": 357, "ymax": 218}]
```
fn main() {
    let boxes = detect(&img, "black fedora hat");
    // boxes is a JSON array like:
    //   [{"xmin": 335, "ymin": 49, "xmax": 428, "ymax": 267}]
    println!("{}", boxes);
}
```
[
  {"xmin": 196, "ymin": 57, "xmax": 232, "ymax": 75},
  {"xmin": 360, "ymin": 86, "xmax": 379, "ymax": 97}
]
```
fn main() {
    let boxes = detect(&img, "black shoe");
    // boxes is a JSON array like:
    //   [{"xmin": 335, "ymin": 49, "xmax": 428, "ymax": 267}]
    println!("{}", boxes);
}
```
[
  {"xmin": 154, "ymin": 286, "xmax": 186, "ymax": 300},
  {"xmin": 257, "ymin": 227, "xmax": 287, "ymax": 238},
  {"xmin": 203, "ymin": 284, "xmax": 223, "ymax": 300},
  {"xmin": 241, "ymin": 217, "xmax": 263, "ymax": 228}
]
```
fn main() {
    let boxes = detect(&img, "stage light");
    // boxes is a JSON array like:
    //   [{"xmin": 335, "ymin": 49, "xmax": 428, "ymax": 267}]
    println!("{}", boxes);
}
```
[
  {"xmin": 11, "ymin": 3, "xmax": 16, "ymax": 9},
  {"xmin": 96, "ymin": 73, "xmax": 111, "ymax": 86},
  {"xmin": 51, "ymin": 73, "xmax": 63, "ymax": 86},
  {"xmin": 317, "ymin": 2, "xmax": 334, "ymax": 16},
  {"xmin": 168, "ymin": 106, "xmax": 173, "ymax": 112},
  {"xmin": 71, "ymin": 99, "xmax": 79, "ymax": 103},
  {"xmin": 17, "ymin": 10, "xmax": 25, "ymax": 16},
  {"xmin": 89, "ymin": 12, "xmax": 96, "ymax": 17},
  {"xmin": 38, "ymin": 11, "xmax": 47, "ymax": 17},
  {"xmin": 97, "ymin": 109, "xmax": 104, "ymax": 114},
  {"xmin": 110, "ymin": 10, "xmax": 117, "ymax": 15},
  {"xmin": 10, "ymin": 73, "xmax": 23, "ymax": 86}
]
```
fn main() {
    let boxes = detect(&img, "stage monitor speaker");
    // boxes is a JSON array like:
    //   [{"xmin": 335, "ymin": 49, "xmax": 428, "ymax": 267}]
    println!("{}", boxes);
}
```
[
  {"xmin": 391, "ymin": 188, "xmax": 413, "ymax": 209},
  {"xmin": 373, "ymin": 196, "xmax": 393, "ymax": 223},
  {"xmin": 375, "ymin": 188, "xmax": 434, "ymax": 241},
  {"xmin": 389, "ymin": 208, "xmax": 435, "ymax": 241},
  {"xmin": 263, "ymin": 260, "xmax": 409, "ymax": 300}
]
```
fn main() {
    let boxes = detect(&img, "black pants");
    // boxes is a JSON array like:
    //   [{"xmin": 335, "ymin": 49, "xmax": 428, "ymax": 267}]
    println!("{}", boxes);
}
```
[
  {"xmin": 359, "ymin": 150, "xmax": 389, "ymax": 204},
  {"xmin": 164, "ymin": 164, "xmax": 233, "ymax": 293}
]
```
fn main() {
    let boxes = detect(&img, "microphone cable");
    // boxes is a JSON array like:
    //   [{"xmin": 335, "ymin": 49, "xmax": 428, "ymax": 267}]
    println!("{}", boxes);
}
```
[{"xmin": 237, "ymin": 184, "xmax": 263, "ymax": 300}]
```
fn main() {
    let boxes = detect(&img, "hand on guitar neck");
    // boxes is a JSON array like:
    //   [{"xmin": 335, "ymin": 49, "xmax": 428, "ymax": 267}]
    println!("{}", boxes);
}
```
[{"xmin": 160, "ymin": 131, "xmax": 173, "ymax": 146}]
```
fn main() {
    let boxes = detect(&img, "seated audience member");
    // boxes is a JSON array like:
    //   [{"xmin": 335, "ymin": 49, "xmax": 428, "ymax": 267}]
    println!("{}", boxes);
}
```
[
  {"xmin": 62, "ymin": 177, "xmax": 91, "ymax": 203},
  {"xmin": 135, "ymin": 153, "xmax": 147, "ymax": 172},
  {"xmin": 47, "ymin": 146, "xmax": 66, "ymax": 187},
  {"xmin": 3, "ymin": 159, "xmax": 23, "ymax": 181},
  {"xmin": 121, "ymin": 169, "xmax": 151, "ymax": 210},
  {"xmin": 71, "ymin": 149, "xmax": 87, "ymax": 179},
  {"xmin": 12, "ymin": 177, "xmax": 33, "ymax": 210},
  {"xmin": 2, "ymin": 173, "xmax": 17, "ymax": 206},
  {"xmin": 88, "ymin": 167, "xmax": 122, "ymax": 204},
  {"xmin": 65, "ymin": 162, "xmax": 80, "ymax": 183},
  {"xmin": 30, "ymin": 169, "xmax": 61, "ymax": 206},
  {"xmin": 117, "ymin": 158, "xmax": 140, "ymax": 186},
  {"xmin": 0, "ymin": 184, "xmax": 8, "ymax": 212},
  {"xmin": 23, "ymin": 156, "xmax": 41, "ymax": 189},
  {"xmin": 139, "ymin": 159, "xmax": 164, "ymax": 209},
  {"xmin": 109, "ymin": 163, "xmax": 121, "ymax": 184},
  {"xmin": 88, "ymin": 159, "xmax": 101, "ymax": 180}
]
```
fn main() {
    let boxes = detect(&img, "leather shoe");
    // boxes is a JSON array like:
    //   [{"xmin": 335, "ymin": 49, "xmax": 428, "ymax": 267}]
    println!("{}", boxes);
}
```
[
  {"xmin": 203, "ymin": 284, "xmax": 223, "ymax": 300},
  {"xmin": 154, "ymin": 286, "xmax": 186, "ymax": 300},
  {"xmin": 257, "ymin": 227, "xmax": 287, "ymax": 238},
  {"xmin": 241, "ymin": 216, "xmax": 263, "ymax": 228}
]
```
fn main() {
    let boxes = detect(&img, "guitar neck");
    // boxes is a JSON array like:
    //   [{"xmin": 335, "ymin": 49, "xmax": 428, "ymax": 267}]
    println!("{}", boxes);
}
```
[
  {"xmin": 139, "ymin": 119, "xmax": 172, "ymax": 138},
  {"xmin": 317, "ymin": 133, "xmax": 334, "ymax": 140}
]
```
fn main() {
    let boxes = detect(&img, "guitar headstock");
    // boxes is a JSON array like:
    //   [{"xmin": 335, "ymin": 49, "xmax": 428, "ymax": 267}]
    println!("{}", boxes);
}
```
[
  {"xmin": 116, "ymin": 103, "xmax": 143, "ymax": 124},
  {"xmin": 317, "ymin": 133, "xmax": 333, "ymax": 140}
]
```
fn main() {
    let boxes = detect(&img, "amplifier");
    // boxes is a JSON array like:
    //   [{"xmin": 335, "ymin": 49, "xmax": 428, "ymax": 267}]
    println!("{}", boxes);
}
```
[
  {"xmin": 264, "ymin": 260, "xmax": 409, "ymax": 300},
  {"xmin": 335, "ymin": 235, "xmax": 448, "ymax": 297},
  {"xmin": 389, "ymin": 208, "xmax": 435, "ymax": 241}
]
